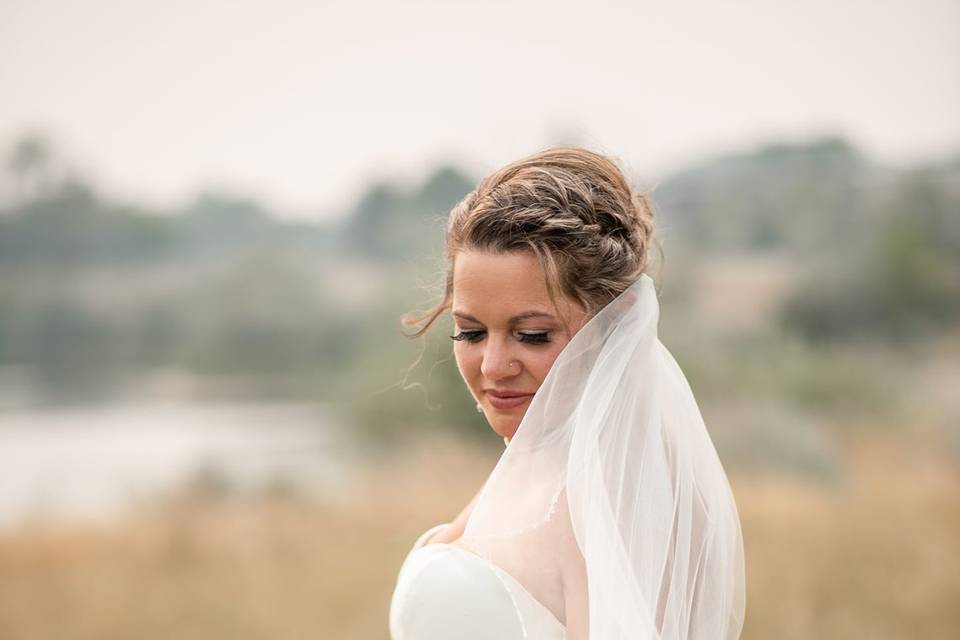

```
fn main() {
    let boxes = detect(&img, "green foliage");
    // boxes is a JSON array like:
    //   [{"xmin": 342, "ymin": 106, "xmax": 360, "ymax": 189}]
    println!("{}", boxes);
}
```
[
  {"xmin": 779, "ymin": 170, "xmax": 960, "ymax": 344},
  {"xmin": 329, "ymin": 279, "xmax": 490, "ymax": 447},
  {"xmin": 0, "ymin": 132, "xmax": 957, "ymax": 454},
  {"xmin": 339, "ymin": 164, "xmax": 473, "ymax": 262},
  {"xmin": 708, "ymin": 399, "xmax": 842, "ymax": 484},
  {"xmin": 655, "ymin": 136, "xmax": 870, "ymax": 254},
  {"xmin": 672, "ymin": 331, "xmax": 901, "ymax": 423},
  {"xmin": 0, "ymin": 180, "xmax": 179, "ymax": 266}
]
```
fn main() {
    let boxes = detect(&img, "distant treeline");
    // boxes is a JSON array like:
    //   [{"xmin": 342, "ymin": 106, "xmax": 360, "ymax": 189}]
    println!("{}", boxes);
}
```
[
  {"xmin": 0, "ymin": 133, "xmax": 957, "ymax": 411},
  {"xmin": 654, "ymin": 137, "xmax": 960, "ymax": 343}
]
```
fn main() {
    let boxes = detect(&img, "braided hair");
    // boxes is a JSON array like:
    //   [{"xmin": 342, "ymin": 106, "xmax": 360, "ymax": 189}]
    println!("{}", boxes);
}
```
[{"xmin": 403, "ymin": 146, "xmax": 661, "ymax": 338}]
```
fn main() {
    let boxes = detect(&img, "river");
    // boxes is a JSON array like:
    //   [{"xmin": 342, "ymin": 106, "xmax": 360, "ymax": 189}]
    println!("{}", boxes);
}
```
[{"xmin": 0, "ymin": 399, "xmax": 355, "ymax": 530}]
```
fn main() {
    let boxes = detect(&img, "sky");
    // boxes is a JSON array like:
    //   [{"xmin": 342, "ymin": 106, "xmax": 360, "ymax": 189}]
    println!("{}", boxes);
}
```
[{"xmin": 1, "ymin": 0, "xmax": 958, "ymax": 219}]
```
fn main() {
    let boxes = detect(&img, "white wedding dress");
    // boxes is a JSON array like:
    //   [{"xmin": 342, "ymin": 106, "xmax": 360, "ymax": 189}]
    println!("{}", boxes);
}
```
[
  {"xmin": 389, "ymin": 523, "xmax": 566, "ymax": 640},
  {"xmin": 388, "ymin": 274, "xmax": 746, "ymax": 639}
]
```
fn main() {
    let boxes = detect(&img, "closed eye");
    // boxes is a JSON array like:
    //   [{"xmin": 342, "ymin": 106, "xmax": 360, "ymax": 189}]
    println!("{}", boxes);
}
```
[
  {"xmin": 450, "ymin": 330, "xmax": 551, "ymax": 345},
  {"xmin": 450, "ymin": 330, "xmax": 484, "ymax": 343}
]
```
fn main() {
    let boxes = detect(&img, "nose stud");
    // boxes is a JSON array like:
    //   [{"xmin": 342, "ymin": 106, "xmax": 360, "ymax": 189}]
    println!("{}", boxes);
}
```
[{"xmin": 476, "ymin": 362, "xmax": 520, "ymax": 413}]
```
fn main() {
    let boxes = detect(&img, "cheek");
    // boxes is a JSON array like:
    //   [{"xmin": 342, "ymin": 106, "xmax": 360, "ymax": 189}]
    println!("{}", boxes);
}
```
[
  {"xmin": 530, "ymin": 343, "xmax": 567, "ymax": 381},
  {"xmin": 453, "ymin": 342, "xmax": 565, "ymax": 388},
  {"xmin": 453, "ymin": 344, "xmax": 481, "ymax": 384}
]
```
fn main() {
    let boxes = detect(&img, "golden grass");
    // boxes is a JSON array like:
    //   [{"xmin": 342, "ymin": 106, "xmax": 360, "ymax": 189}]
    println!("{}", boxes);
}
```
[
  {"xmin": 735, "ymin": 430, "xmax": 960, "ymax": 638},
  {"xmin": 0, "ymin": 430, "xmax": 956, "ymax": 639}
]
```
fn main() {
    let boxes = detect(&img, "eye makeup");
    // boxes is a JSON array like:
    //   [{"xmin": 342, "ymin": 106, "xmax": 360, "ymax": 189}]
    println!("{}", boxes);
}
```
[{"xmin": 450, "ymin": 330, "xmax": 552, "ymax": 345}]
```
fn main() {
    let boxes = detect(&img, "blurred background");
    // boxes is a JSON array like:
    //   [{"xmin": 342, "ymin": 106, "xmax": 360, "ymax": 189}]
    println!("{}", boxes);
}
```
[{"xmin": 1, "ymin": 0, "xmax": 958, "ymax": 638}]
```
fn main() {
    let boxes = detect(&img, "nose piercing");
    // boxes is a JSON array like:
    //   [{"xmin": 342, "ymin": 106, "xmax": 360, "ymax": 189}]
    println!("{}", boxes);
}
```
[{"xmin": 477, "ymin": 362, "xmax": 520, "ymax": 413}]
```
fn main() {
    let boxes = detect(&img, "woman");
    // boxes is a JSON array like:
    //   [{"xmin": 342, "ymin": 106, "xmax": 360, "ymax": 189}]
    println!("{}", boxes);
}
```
[{"xmin": 389, "ymin": 147, "xmax": 746, "ymax": 639}]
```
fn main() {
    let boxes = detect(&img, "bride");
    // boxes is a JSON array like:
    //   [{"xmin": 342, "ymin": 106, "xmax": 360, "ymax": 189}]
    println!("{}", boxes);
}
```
[{"xmin": 389, "ymin": 147, "xmax": 745, "ymax": 639}]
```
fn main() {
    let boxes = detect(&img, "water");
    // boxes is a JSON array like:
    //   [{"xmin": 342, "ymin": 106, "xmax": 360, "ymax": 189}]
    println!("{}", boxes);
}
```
[{"xmin": 0, "ymin": 399, "xmax": 354, "ymax": 530}]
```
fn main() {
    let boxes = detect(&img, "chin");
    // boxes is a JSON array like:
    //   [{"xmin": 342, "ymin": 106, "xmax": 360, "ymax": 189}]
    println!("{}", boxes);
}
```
[{"xmin": 492, "ymin": 419, "xmax": 520, "ymax": 440}]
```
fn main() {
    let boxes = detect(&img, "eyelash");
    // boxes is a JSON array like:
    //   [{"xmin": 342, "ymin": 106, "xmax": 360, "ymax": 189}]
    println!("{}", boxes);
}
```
[{"xmin": 450, "ymin": 330, "xmax": 551, "ymax": 345}]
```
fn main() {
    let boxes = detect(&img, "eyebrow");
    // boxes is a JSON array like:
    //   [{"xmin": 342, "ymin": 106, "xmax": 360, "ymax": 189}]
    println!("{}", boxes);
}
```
[{"xmin": 452, "ymin": 310, "xmax": 556, "ymax": 324}]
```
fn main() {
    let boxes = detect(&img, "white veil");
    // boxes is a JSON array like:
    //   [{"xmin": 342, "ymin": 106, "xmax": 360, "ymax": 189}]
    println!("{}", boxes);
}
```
[{"xmin": 458, "ymin": 273, "xmax": 746, "ymax": 639}]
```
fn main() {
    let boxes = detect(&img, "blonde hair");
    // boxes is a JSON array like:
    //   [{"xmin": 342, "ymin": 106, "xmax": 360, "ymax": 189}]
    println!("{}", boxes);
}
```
[{"xmin": 402, "ymin": 146, "xmax": 661, "ymax": 337}]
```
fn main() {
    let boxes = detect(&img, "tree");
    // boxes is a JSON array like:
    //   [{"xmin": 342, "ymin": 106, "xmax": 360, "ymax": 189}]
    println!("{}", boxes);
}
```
[{"xmin": 7, "ymin": 132, "xmax": 56, "ymax": 203}]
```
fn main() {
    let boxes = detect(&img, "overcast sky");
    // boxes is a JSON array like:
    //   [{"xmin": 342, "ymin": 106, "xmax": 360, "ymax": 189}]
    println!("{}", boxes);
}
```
[{"xmin": 2, "ymin": 0, "xmax": 957, "ymax": 218}]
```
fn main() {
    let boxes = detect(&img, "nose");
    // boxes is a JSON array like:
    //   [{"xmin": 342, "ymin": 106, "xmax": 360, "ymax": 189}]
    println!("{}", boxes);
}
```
[{"xmin": 479, "ymin": 335, "xmax": 521, "ymax": 381}]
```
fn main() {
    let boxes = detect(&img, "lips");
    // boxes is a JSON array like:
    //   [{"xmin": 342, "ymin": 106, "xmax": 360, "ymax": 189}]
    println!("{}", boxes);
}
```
[{"xmin": 485, "ymin": 390, "xmax": 535, "ymax": 410}]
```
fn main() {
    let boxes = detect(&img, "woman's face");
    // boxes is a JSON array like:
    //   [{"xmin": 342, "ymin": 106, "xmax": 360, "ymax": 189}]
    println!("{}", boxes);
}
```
[{"xmin": 451, "ymin": 249, "xmax": 589, "ymax": 441}]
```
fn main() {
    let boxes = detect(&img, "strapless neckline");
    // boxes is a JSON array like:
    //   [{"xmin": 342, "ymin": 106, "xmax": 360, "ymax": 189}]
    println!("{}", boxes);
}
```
[
  {"xmin": 419, "ymin": 541, "xmax": 566, "ymax": 631},
  {"xmin": 390, "ymin": 523, "xmax": 567, "ymax": 640}
]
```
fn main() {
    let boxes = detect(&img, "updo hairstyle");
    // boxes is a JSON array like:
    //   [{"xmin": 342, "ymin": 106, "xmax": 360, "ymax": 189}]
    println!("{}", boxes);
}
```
[{"xmin": 402, "ymin": 146, "xmax": 661, "ymax": 338}]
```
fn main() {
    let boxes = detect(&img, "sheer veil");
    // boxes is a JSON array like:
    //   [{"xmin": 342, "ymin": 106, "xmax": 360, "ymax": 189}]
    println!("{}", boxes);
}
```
[{"xmin": 458, "ymin": 273, "xmax": 746, "ymax": 639}]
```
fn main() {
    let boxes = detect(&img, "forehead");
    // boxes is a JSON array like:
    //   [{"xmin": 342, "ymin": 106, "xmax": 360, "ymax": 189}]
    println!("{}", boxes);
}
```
[{"xmin": 451, "ymin": 250, "xmax": 554, "ymax": 316}]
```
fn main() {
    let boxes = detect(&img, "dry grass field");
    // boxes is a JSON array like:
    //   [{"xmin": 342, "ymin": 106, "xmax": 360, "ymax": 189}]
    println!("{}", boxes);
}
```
[{"xmin": 0, "ymin": 428, "xmax": 957, "ymax": 640}]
